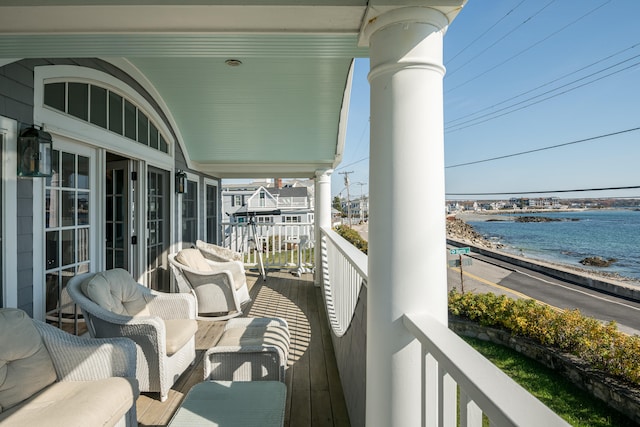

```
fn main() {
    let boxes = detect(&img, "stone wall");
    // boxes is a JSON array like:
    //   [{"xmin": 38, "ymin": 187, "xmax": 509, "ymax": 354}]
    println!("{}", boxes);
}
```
[{"xmin": 450, "ymin": 317, "xmax": 640, "ymax": 425}]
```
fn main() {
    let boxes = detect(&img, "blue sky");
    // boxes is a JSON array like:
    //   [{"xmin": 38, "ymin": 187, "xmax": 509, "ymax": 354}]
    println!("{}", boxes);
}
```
[{"xmin": 333, "ymin": 0, "xmax": 640, "ymax": 201}]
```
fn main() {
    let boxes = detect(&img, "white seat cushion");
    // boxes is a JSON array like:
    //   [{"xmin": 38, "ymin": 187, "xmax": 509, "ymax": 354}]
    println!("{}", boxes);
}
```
[
  {"xmin": 0, "ymin": 377, "xmax": 137, "ymax": 427},
  {"xmin": 165, "ymin": 319, "xmax": 198, "ymax": 356}
]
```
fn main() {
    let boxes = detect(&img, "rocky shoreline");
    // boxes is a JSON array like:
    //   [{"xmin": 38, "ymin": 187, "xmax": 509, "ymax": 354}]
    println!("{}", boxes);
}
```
[{"xmin": 446, "ymin": 215, "xmax": 640, "ymax": 286}]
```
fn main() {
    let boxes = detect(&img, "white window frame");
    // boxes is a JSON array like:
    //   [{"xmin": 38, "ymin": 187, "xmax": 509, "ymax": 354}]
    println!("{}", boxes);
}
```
[
  {"xmin": 0, "ymin": 116, "xmax": 17, "ymax": 308},
  {"xmin": 34, "ymin": 65, "xmax": 174, "ymax": 171}
]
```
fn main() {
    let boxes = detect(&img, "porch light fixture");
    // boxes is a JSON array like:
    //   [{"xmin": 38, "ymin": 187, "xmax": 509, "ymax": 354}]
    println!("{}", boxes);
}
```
[
  {"xmin": 175, "ymin": 170, "xmax": 187, "ymax": 194},
  {"xmin": 17, "ymin": 126, "xmax": 53, "ymax": 177},
  {"xmin": 225, "ymin": 59, "xmax": 242, "ymax": 67}
]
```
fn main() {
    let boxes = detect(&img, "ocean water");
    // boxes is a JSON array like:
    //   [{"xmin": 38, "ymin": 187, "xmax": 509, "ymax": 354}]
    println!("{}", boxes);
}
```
[{"xmin": 466, "ymin": 209, "xmax": 640, "ymax": 282}]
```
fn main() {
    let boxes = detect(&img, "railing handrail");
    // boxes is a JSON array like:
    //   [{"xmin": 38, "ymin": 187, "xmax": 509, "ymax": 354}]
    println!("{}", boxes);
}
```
[
  {"xmin": 403, "ymin": 312, "xmax": 570, "ymax": 426},
  {"xmin": 320, "ymin": 226, "xmax": 368, "ymax": 283}
]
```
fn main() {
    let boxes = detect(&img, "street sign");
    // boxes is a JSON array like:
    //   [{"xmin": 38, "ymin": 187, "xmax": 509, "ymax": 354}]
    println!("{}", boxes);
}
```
[
  {"xmin": 448, "ymin": 258, "xmax": 472, "ymax": 267},
  {"xmin": 449, "ymin": 247, "xmax": 470, "ymax": 255}
]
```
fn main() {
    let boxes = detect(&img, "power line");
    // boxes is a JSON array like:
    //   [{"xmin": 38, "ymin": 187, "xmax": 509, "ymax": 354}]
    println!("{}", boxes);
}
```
[
  {"xmin": 446, "ymin": 1, "xmax": 611, "ymax": 94},
  {"xmin": 445, "ymin": 126, "xmax": 640, "ymax": 169},
  {"xmin": 447, "ymin": 0, "xmax": 555, "ymax": 78},
  {"xmin": 446, "ymin": 41, "xmax": 640, "ymax": 127},
  {"xmin": 337, "ymin": 126, "xmax": 639, "ymax": 173},
  {"xmin": 447, "ymin": 0, "xmax": 528, "ymax": 65},
  {"xmin": 335, "ymin": 156, "xmax": 368, "ymax": 172},
  {"xmin": 445, "ymin": 57, "xmax": 640, "ymax": 133},
  {"xmin": 446, "ymin": 185, "xmax": 640, "ymax": 197}
]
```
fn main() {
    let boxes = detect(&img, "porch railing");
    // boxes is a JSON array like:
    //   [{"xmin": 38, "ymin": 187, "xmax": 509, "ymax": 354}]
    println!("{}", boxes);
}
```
[
  {"xmin": 318, "ymin": 226, "xmax": 568, "ymax": 426},
  {"xmin": 221, "ymin": 221, "xmax": 315, "ymax": 271},
  {"xmin": 320, "ymin": 227, "xmax": 367, "ymax": 337}
]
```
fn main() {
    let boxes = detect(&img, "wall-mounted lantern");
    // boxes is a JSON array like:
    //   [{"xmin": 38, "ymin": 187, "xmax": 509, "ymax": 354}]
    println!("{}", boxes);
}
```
[
  {"xmin": 175, "ymin": 170, "xmax": 187, "ymax": 194},
  {"xmin": 17, "ymin": 126, "xmax": 53, "ymax": 177}
]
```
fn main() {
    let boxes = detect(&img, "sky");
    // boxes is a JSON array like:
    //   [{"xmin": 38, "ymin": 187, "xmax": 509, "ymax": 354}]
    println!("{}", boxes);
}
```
[{"xmin": 333, "ymin": 0, "xmax": 640, "ymax": 201}]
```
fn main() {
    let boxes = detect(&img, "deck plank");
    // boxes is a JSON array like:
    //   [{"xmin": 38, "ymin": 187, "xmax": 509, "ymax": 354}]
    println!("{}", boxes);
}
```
[
  {"xmin": 286, "ymin": 273, "xmax": 313, "ymax": 427},
  {"xmin": 135, "ymin": 269, "xmax": 350, "ymax": 426}
]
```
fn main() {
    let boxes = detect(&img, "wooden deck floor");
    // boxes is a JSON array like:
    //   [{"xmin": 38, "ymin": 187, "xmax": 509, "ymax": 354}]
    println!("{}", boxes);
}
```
[{"xmin": 136, "ymin": 269, "xmax": 351, "ymax": 427}]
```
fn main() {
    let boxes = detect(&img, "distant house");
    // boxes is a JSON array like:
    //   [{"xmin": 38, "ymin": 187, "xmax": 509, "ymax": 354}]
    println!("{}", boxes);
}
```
[
  {"xmin": 340, "ymin": 196, "xmax": 369, "ymax": 222},
  {"xmin": 222, "ymin": 179, "xmax": 314, "ymax": 224}
]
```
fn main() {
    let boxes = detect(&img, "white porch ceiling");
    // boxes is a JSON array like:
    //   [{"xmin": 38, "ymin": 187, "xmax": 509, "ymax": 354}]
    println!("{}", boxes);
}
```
[{"xmin": 0, "ymin": 1, "xmax": 465, "ymax": 178}]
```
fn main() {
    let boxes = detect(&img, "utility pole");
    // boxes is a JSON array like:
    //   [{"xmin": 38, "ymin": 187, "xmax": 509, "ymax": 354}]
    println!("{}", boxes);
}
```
[
  {"xmin": 339, "ymin": 171, "xmax": 353, "ymax": 227},
  {"xmin": 355, "ymin": 182, "xmax": 367, "ymax": 223}
]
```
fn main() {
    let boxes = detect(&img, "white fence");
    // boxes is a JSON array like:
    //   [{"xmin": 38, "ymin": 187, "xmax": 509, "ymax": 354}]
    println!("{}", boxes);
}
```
[
  {"xmin": 221, "ymin": 221, "xmax": 315, "ymax": 272},
  {"xmin": 318, "ymin": 226, "xmax": 568, "ymax": 426}
]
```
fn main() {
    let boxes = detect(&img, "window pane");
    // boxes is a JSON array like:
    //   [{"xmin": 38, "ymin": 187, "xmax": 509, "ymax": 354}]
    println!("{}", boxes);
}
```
[
  {"xmin": 115, "ymin": 223, "xmax": 124, "ymax": 248},
  {"xmin": 68, "ymin": 82, "xmax": 89, "ymax": 121},
  {"xmin": 138, "ymin": 111, "xmax": 149, "ymax": 145},
  {"xmin": 46, "ymin": 150, "xmax": 60, "ymax": 188},
  {"xmin": 149, "ymin": 123, "xmax": 159, "ymax": 149},
  {"xmin": 124, "ymin": 100, "xmax": 137, "ymax": 140},
  {"xmin": 114, "ymin": 169, "xmax": 124, "ymax": 195},
  {"xmin": 61, "ymin": 152, "xmax": 75, "ymax": 188},
  {"xmin": 62, "ymin": 229, "xmax": 75, "ymax": 266},
  {"xmin": 159, "ymin": 134, "xmax": 168, "ymax": 153},
  {"xmin": 78, "ymin": 191, "xmax": 89, "ymax": 225},
  {"xmin": 62, "ymin": 190, "xmax": 75, "ymax": 226},
  {"xmin": 46, "ymin": 231, "xmax": 59, "ymax": 270},
  {"xmin": 109, "ymin": 92, "xmax": 123, "ymax": 134},
  {"xmin": 44, "ymin": 83, "xmax": 66, "ymax": 112},
  {"xmin": 45, "ymin": 272, "xmax": 60, "ymax": 312},
  {"xmin": 90, "ymin": 85, "xmax": 107, "ymax": 128},
  {"xmin": 45, "ymin": 189, "xmax": 60, "ymax": 228},
  {"xmin": 77, "ymin": 156, "xmax": 89, "ymax": 189},
  {"xmin": 77, "ymin": 228, "xmax": 89, "ymax": 262}
]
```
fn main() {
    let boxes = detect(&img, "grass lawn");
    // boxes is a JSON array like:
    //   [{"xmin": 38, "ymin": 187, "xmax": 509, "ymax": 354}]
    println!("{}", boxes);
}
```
[{"xmin": 462, "ymin": 336, "xmax": 638, "ymax": 427}]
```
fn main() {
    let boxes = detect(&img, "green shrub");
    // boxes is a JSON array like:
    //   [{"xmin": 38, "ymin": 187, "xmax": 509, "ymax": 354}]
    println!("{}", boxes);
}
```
[
  {"xmin": 448, "ymin": 289, "xmax": 640, "ymax": 385},
  {"xmin": 334, "ymin": 225, "xmax": 368, "ymax": 254}
]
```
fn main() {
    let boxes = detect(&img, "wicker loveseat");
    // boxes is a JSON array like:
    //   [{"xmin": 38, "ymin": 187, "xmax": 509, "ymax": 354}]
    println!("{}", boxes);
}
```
[{"xmin": 0, "ymin": 308, "xmax": 138, "ymax": 426}]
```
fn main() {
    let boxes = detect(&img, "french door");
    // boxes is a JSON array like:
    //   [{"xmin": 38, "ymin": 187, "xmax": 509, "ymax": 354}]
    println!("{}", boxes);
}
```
[
  {"xmin": 147, "ymin": 167, "xmax": 170, "ymax": 292},
  {"xmin": 205, "ymin": 181, "xmax": 219, "ymax": 244},
  {"xmin": 45, "ymin": 145, "xmax": 94, "ymax": 328},
  {"xmin": 105, "ymin": 159, "xmax": 134, "ymax": 273}
]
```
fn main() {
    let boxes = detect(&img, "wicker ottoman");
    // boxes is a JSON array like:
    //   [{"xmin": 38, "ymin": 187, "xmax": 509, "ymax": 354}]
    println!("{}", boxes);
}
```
[
  {"xmin": 169, "ymin": 380, "xmax": 286, "ymax": 427},
  {"xmin": 204, "ymin": 317, "xmax": 290, "ymax": 382}
]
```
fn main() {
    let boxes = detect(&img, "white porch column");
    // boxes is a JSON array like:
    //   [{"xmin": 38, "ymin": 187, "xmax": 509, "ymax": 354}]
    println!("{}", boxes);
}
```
[
  {"xmin": 363, "ymin": 7, "xmax": 454, "ymax": 426},
  {"xmin": 314, "ymin": 169, "xmax": 333, "ymax": 286}
]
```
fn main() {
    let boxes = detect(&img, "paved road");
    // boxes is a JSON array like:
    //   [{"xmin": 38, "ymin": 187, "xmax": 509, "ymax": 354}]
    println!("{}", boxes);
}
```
[
  {"xmin": 447, "ymin": 249, "xmax": 640, "ymax": 336},
  {"xmin": 351, "ymin": 223, "xmax": 640, "ymax": 335}
]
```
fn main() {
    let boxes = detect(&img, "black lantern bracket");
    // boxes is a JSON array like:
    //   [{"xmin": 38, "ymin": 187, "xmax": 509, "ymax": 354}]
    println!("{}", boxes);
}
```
[{"xmin": 17, "ymin": 125, "xmax": 53, "ymax": 178}]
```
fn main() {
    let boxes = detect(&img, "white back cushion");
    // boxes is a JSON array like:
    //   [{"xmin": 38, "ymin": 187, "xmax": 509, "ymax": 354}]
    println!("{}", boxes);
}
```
[
  {"xmin": 0, "ymin": 308, "xmax": 57, "ymax": 413},
  {"xmin": 81, "ymin": 269, "xmax": 150, "ymax": 317},
  {"xmin": 176, "ymin": 248, "xmax": 212, "ymax": 272}
]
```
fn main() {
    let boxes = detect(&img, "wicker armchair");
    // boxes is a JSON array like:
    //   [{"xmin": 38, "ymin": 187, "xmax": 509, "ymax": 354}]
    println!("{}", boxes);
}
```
[
  {"xmin": 169, "ymin": 248, "xmax": 251, "ymax": 320},
  {"xmin": 67, "ymin": 269, "xmax": 198, "ymax": 402},
  {"xmin": 0, "ymin": 308, "xmax": 138, "ymax": 426}
]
